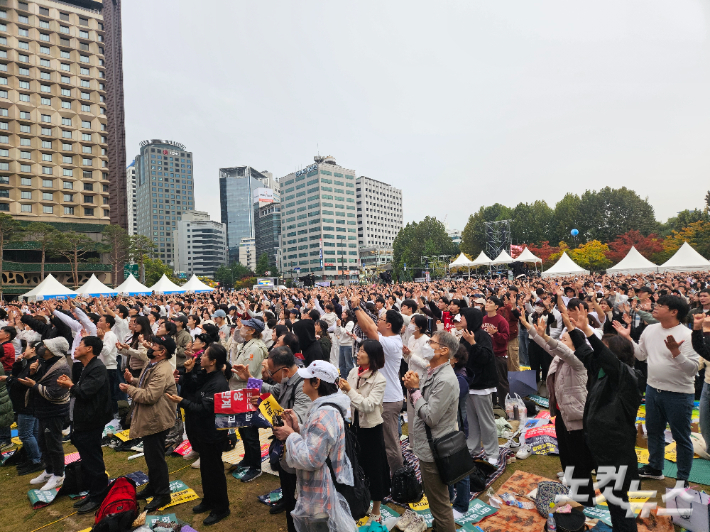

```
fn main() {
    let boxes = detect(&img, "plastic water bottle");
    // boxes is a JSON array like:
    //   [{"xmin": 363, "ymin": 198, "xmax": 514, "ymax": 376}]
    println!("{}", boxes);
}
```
[{"xmin": 547, "ymin": 513, "xmax": 556, "ymax": 531}]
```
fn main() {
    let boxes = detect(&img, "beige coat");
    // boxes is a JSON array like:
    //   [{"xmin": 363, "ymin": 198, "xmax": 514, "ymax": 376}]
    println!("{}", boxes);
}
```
[
  {"xmin": 345, "ymin": 368, "xmax": 386, "ymax": 428},
  {"xmin": 126, "ymin": 359, "xmax": 177, "ymax": 439},
  {"xmin": 229, "ymin": 338, "xmax": 267, "ymax": 390}
]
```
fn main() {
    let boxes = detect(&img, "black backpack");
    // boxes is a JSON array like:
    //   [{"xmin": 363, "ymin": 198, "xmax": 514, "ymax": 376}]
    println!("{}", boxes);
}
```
[
  {"xmin": 391, "ymin": 465, "xmax": 423, "ymax": 504},
  {"xmin": 321, "ymin": 402, "xmax": 371, "ymax": 521}
]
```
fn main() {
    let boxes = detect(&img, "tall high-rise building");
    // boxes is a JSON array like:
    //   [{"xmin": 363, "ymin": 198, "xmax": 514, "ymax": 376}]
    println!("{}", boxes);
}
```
[
  {"xmin": 280, "ymin": 155, "xmax": 359, "ymax": 284},
  {"xmin": 134, "ymin": 139, "xmax": 195, "ymax": 263},
  {"xmin": 219, "ymin": 165, "xmax": 271, "ymax": 262},
  {"xmin": 355, "ymin": 176, "xmax": 403, "ymax": 249},
  {"xmin": 126, "ymin": 159, "xmax": 136, "ymax": 235},
  {"xmin": 254, "ymin": 201, "xmax": 280, "ymax": 270},
  {"xmin": 0, "ymin": 0, "xmax": 126, "ymax": 226},
  {"xmin": 238, "ymin": 236, "xmax": 255, "ymax": 271},
  {"xmin": 173, "ymin": 210, "xmax": 227, "ymax": 278}
]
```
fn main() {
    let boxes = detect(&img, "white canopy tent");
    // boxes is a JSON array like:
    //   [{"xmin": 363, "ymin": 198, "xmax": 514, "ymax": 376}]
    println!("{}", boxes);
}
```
[
  {"xmin": 515, "ymin": 248, "xmax": 542, "ymax": 264},
  {"xmin": 150, "ymin": 274, "xmax": 186, "ymax": 294},
  {"xmin": 541, "ymin": 252, "xmax": 590, "ymax": 278},
  {"xmin": 115, "ymin": 274, "xmax": 152, "ymax": 296},
  {"xmin": 607, "ymin": 246, "xmax": 658, "ymax": 275},
  {"xmin": 21, "ymin": 274, "xmax": 77, "ymax": 301},
  {"xmin": 448, "ymin": 252, "xmax": 476, "ymax": 278},
  {"xmin": 490, "ymin": 249, "xmax": 515, "ymax": 265},
  {"xmin": 75, "ymin": 274, "xmax": 118, "ymax": 297},
  {"xmin": 470, "ymin": 251, "xmax": 492, "ymax": 267},
  {"xmin": 181, "ymin": 274, "xmax": 215, "ymax": 293},
  {"xmin": 658, "ymin": 242, "xmax": 710, "ymax": 272}
]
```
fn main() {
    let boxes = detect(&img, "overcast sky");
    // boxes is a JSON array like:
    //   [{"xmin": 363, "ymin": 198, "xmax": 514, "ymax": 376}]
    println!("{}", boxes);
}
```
[{"xmin": 122, "ymin": 1, "xmax": 710, "ymax": 232}]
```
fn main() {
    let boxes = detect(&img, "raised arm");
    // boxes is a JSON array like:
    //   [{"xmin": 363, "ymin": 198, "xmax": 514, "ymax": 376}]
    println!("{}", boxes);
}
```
[{"xmin": 349, "ymin": 296, "xmax": 378, "ymax": 340}]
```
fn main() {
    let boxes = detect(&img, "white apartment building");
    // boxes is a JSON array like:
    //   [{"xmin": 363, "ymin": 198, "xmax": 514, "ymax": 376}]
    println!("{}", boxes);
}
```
[
  {"xmin": 239, "ymin": 236, "xmax": 256, "ymax": 271},
  {"xmin": 126, "ymin": 160, "xmax": 137, "ymax": 235},
  {"xmin": 356, "ymin": 176, "xmax": 403, "ymax": 263},
  {"xmin": 173, "ymin": 211, "xmax": 227, "ymax": 278}
]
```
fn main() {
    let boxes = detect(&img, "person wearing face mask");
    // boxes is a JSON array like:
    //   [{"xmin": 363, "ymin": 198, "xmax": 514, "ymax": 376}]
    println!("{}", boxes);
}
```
[
  {"xmin": 229, "ymin": 318, "xmax": 268, "ymax": 483},
  {"xmin": 118, "ymin": 336, "xmax": 177, "ymax": 512},
  {"xmin": 233, "ymin": 346, "xmax": 311, "ymax": 531},
  {"xmin": 458, "ymin": 307, "xmax": 498, "ymax": 463},
  {"xmin": 519, "ymin": 312, "xmax": 594, "ymax": 504},
  {"xmin": 165, "ymin": 344, "xmax": 231, "ymax": 526}
]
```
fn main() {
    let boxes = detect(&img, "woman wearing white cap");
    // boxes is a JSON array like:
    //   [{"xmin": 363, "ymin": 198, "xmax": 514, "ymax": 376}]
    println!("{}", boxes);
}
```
[{"xmin": 272, "ymin": 360, "xmax": 356, "ymax": 532}]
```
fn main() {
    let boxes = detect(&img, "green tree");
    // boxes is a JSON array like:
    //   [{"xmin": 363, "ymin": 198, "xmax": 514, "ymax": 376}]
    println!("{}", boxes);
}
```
[
  {"xmin": 143, "ymin": 257, "xmax": 179, "ymax": 286},
  {"xmin": 255, "ymin": 253, "xmax": 270, "ymax": 276},
  {"xmin": 460, "ymin": 203, "xmax": 513, "ymax": 258},
  {"xmin": 129, "ymin": 234, "xmax": 156, "ymax": 284},
  {"xmin": 99, "ymin": 225, "xmax": 130, "ymax": 287},
  {"xmin": 0, "ymin": 213, "xmax": 24, "ymax": 299},
  {"xmin": 578, "ymin": 187, "xmax": 658, "ymax": 243},
  {"xmin": 214, "ymin": 261, "xmax": 255, "ymax": 288},
  {"xmin": 510, "ymin": 200, "xmax": 554, "ymax": 245},
  {"xmin": 24, "ymin": 222, "xmax": 58, "ymax": 281},
  {"xmin": 569, "ymin": 240, "xmax": 612, "ymax": 271},
  {"xmin": 392, "ymin": 216, "xmax": 456, "ymax": 280},
  {"xmin": 550, "ymin": 193, "xmax": 585, "ymax": 244},
  {"xmin": 51, "ymin": 231, "xmax": 95, "ymax": 288},
  {"xmin": 661, "ymin": 209, "xmax": 709, "ymax": 236}
]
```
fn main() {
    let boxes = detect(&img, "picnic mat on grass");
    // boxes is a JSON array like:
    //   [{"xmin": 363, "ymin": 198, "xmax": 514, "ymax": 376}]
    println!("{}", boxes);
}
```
[
  {"xmin": 384, "ymin": 438, "xmax": 512, "ymax": 506},
  {"xmin": 221, "ymin": 428, "xmax": 272, "ymax": 465},
  {"xmin": 476, "ymin": 470, "xmax": 550, "ymax": 532},
  {"xmin": 662, "ymin": 457, "xmax": 710, "ymax": 485}
]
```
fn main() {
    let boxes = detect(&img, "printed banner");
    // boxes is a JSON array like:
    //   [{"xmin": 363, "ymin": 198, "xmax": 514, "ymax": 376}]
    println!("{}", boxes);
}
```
[
  {"xmin": 215, "ymin": 411, "xmax": 271, "ymax": 430},
  {"xmin": 214, "ymin": 389, "xmax": 259, "ymax": 414},
  {"xmin": 173, "ymin": 440, "xmax": 193, "ymax": 457},
  {"xmin": 146, "ymin": 513, "xmax": 178, "ymax": 529},
  {"xmin": 454, "ymin": 498, "xmax": 498, "ymax": 526},
  {"xmin": 113, "ymin": 429, "xmax": 132, "ymax": 442},
  {"xmin": 258, "ymin": 394, "xmax": 284, "ymax": 426},
  {"xmin": 257, "ymin": 488, "xmax": 283, "ymax": 506},
  {"xmin": 524, "ymin": 424, "xmax": 559, "ymax": 455},
  {"xmin": 27, "ymin": 488, "xmax": 60, "ymax": 509},
  {"xmin": 583, "ymin": 505, "xmax": 612, "ymax": 526},
  {"xmin": 528, "ymin": 395, "xmax": 549, "ymax": 408}
]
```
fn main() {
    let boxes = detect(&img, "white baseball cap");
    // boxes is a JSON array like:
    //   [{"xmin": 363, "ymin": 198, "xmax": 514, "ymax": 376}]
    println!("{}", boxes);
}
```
[{"xmin": 297, "ymin": 360, "xmax": 339, "ymax": 384}]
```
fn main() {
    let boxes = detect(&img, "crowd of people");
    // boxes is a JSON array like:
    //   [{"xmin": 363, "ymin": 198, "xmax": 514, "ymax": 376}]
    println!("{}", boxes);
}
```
[{"xmin": 0, "ymin": 269, "xmax": 709, "ymax": 531}]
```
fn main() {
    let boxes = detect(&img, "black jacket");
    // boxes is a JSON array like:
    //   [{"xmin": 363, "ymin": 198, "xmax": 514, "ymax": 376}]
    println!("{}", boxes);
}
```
[
  {"xmin": 69, "ymin": 357, "xmax": 112, "ymax": 432},
  {"xmin": 293, "ymin": 320, "xmax": 323, "ymax": 366},
  {"xmin": 7, "ymin": 355, "xmax": 37, "ymax": 415},
  {"xmin": 180, "ymin": 369, "xmax": 230, "ymax": 444},
  {"xmin": 21, "ymin": 314, "xmax": 73, "ymax": 347},
  {"xmin": 459, "ymin": 308, "xmax": 497, "ymax": 390},
  {"xmin": 569, "ymin": 329, "xmax": 641, "ymax": 472},
  {"xmin": 692, "ymin": 330, "xmax": 710, "ymax": 361}
]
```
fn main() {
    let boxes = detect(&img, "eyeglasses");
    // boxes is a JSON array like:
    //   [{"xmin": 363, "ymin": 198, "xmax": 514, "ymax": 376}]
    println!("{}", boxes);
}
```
[
  {"xmin": 265, "ymin": 366, "xmax": 288, "ymax": 378},
  {"xmin": 427, "ymin": 339, "xmax": 441, "ymax": 348}
]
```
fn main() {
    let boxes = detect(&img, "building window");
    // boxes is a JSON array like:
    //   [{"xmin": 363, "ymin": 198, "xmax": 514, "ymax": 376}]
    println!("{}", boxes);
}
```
[
  {"xmin": 63, "ymin": 181, "xmax": 73, "ymax": 189},
  {"xmin": 64, "ymin": 206, "xmax": 74, "ymax": 215},
  {"xmin": 21, "ymin": 204, "xmax": 31, "ymax": 212},
  {"xmin": 42, "ymin": 179, "xmax": 53, "ymax": 188},
  {"xmin": 61, "ymin": 101, "xmax": 71, "ymax": 109},
  {"xmin": 61, "ymin": 88, "xmax": 70, "ymax": 96},
  {"xmin": 20, "ymin": 151, "xmax": 30, "ymax": 159},
  {"xmin": 83, "ymin": 170, "xmax": 92, "ymax": 179},
  {"xmin": 81, "ymin": 104, "xmax": 91, "ymax": 112},
  {"xmin": 83, "ymin": 183, "xmax": 93, "ymax": 191},
  {"xmin": 60, "ymin": 26, "xmax": 69, "ymax": 34},
  {"xmin": 83, "ymin": 158, "xmax": 92, "ymax": 166},
  {"xmin": 81, "ymin": 80, "xmax": 90, "ymax": 88},
  {"xmin": 81, "ymin": 120, "xmax": 91, "ymax": 128},
  {"xmin": 42, "ymin": 166, "xmax": 52, "ymax": 175},
  {"xmin": 80, "ymin": 55, "xmax": 89, "ymax": 64},
  {"xmin": 60, "ymin": 75, "xmax": 70, "ymax": 83},
  {"xmin": 61, "ymin": 51, "xmax": 70, "ymax": 59},
  {"xmin": 41, "ymin": 97, "xmax": 51, "ymax": 105},
  {"xmin": 21, "ymin": 191, "xmax": 31, "ymax": 199},
  {"xmin": 42, "ymin": 192, "xmax": 53, "ymax": 201},
  {"xmin": 20, "ymin": 138, "xmax": 30, "ymax": 146},
  {"xmin": 63, "ymin": 194, "xmax": 73, "ymax": 202},
  {"xmin": 61, "ymin": 63, "xmax": 70, "ymax": 71},
  {"xmin": 41, "ymin": 114, "xmax": 51, "ymax": 123},
  {"xmin": 18, "ymin": 54, "xmax": 28, "ymax": 63},
  {"xmin": 41, "ymin": 84, "xmax": 51, "ymax": 93},
  {"xmin": 85, "ymin": 207, "xmax": 94, "ymax": 216},
  {"xmin": 40, "ymin": 33, "xmax": 50, "ymax": 42},
  {"xmin": 43, "ymin": 206, "xmax": 53, "ymax": 214},
  {"xmin": 63, "ymin": 168, "xmax": 73, "ymax": 176}
]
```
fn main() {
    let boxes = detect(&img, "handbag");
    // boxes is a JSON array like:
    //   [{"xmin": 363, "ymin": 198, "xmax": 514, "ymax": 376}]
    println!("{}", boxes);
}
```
[
  {"xmin": 423, "ymin": 424, "xmax": 476, "ymax": 485},
  {"xmin": 391, "ymin": 465, "xmax": 423, "ymax": 503}
]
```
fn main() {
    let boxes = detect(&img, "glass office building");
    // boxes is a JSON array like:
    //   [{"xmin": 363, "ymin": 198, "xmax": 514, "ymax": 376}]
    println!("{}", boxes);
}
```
[
  {"xmin": 134, "ymin": 140, "xmax": 194, "ymax": 262},
  {"xmin": 219, "ymin": 166, "xmax": 269, "ymax": 262},
  {"xmin": 254, "ymin": 202, "xmax": 281, "ymax": 269}
]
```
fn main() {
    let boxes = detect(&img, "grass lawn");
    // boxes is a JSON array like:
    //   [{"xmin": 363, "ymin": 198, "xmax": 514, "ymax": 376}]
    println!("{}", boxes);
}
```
[{"xmin": 1, "ymin": 433, "xmax": 704, "ymax": 531}]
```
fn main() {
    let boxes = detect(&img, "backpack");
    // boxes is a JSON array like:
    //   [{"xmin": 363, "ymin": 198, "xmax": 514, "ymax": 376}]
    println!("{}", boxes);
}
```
[
  {"xmin": 391, "ymin": 465, "xmax": 423, "ymax": 504},
  {"xmin": 320, "ymin": 402, "xmax": 371, "ymax": 521},
  {"xmin": 91, "ymin": 477, "xmax": 139, "ymax": 532}
]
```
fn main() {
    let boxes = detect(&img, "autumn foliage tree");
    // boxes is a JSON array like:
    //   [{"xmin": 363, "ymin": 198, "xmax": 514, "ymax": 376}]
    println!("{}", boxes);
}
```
[
  {"xmin": 524, "ymin": 241, "xmax": 560, "ymax": 268},
  {"xmin": 569, "ymin": 240, "xmax": 612, "ymax": 271},
  {"xmin": 605, "ymin": 230, "xmax": 664, "ymax": 263}
]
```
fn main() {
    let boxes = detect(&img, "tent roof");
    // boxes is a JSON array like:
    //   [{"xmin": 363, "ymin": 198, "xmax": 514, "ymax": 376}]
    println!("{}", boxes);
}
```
[
  {"xmin": 181, "ymin": 274, "xmax": 215, "ymax": 292},
  {"xmin": 659, "ymin": 242, "xmax": 710, "ymax": 272},
  {"xmin": 21, "ymin": 274, "xmax": 77, "ymax": 300},
  {"xmin": 541, "ymin": 252, "xmax": 590, "ymax": 278},
  {"xmin": 114, "ymin": 274, "xmax": 152, "ymax": 295},
  {"xmin": 607, "ymin": 246, "xmax": 658, "ymax": 275},
  {"xmin": 75, "ymin": 274, "xmax": 118, "ymax": 296},
  {"xmin": 449, "ymin": 253, "xmax": 475, "ymax": 268},
  {"xmin": 490, "ymin": 249, "xmax": 515, "ymax": 265},
  {"xmin": 470, "ymin": 251, "xmax": 492, "ymax": 266},
  {"xmin": 515, "ymin": 247, "xmax": 542, "ymax": 263},
  {"xmin": 150, "ymin": 274, "xmax": 186, "ymax": 294}
]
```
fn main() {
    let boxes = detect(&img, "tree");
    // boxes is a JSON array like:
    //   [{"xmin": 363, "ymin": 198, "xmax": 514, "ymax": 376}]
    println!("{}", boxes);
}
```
[
  {"xmin": 510, "ymin": 201, "xmax": 554, "ymax": 246},
  {"xmin": 661, "ymin": 209, "xmax": 709, "ymax": 236},
  {"xmin": 569, "ymin": 240, "xmax": 612, "ymax": 271},
  {"xmin": 214, "ymin": 261, "xmax": 255, "ymax": 288},
  {"xmin": 143, "ymin": 257, "xmax": 179, "ymax": 286},
  {"xmin": 100, "ymin": 225, "xmax": 130, "ymax": 287},
  {"xmin": 523, "ymin": 241, "xmax": 560, "ymax": 268},
  {"xmin": 0, "ymin": 214, "xmax": 23, "ymax": 299},
  {"xmin": 392, "ymin": 216, "xmax": 457, "ymax": 280},
  {"xmin": 129, "ymin": 235, "xmax": 156, "ymax": 284},
  {"xmin": 578, "ymin": 187, "xmax": 658, "ymax": 243},
  {"xmin": 51, "ymin": 231, "xmax": 95, "ymax": 288},
  {"xmin": 459, "ymin": 204, "xmax": 513, "ymax": 258},
  {"xmin": 255, "ymin": 253, "xmax": 270, "ymax": 276},
  {"xmin": 24, "ymin": 222, "xmax": 58, "ymax": 281},
  {"xmin": 550, "ymin": 193, "xmax": 585, "ymax": 245},
  {"xmin": 659, "ymin": 221, "xmax": 710, "ymax": 262},
  {"xmin": 605, "ymin": 230, "xmax": 664, "ymax": 263}
]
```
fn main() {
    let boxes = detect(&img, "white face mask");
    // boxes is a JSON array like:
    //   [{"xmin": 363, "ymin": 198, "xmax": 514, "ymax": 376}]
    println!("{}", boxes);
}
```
[{"xmin": 421, "ymin": 342, "xmax": 435, "ymax": 361}]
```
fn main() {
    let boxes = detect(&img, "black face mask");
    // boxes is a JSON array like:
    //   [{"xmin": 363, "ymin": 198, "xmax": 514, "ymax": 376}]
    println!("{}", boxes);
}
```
[{"xmin": 146, "ymin": 349, "xmax": 155, "ymax": 360}]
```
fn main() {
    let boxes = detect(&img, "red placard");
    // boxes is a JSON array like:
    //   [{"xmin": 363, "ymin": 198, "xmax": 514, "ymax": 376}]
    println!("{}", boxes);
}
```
[{"xmin": 214, "ymin": 389, "xmax": 258, "ymax": 414}]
